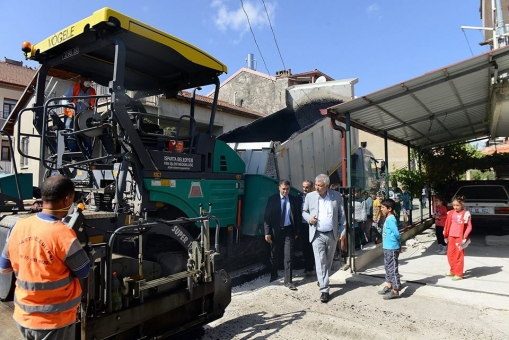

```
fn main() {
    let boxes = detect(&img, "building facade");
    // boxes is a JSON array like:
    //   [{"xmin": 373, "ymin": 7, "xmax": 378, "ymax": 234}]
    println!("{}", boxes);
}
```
[{"xmin": 0, "ymin": 59, "xmax": 37, "ymax": 174}]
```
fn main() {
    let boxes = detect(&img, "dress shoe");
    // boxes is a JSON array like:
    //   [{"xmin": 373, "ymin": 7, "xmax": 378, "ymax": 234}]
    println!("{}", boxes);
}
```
[
  {"xmin": 320, "ymin": 292, "xmax": 330, "ymax": 303},
  {"xmin": 284, "ymin": 282, "xmax": 297, "ymax": 290}
]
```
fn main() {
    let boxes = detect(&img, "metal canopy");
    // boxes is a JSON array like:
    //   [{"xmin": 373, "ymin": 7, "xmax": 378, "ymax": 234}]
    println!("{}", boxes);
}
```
[
  {"xmin": 325, "ymin": 45, "xmax": 509, "ymax": 149},
  {"xmin": 26, "ymin": 7, "xmax": 227, "ymax": 94}
]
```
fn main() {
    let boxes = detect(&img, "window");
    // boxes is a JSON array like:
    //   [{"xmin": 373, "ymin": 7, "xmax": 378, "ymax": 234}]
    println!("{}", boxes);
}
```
[
  {"xmin": 20, "ymin": 137, "xmax": 29, "ymax": 167},
  {"xmin": 456, "ymin": 186, "xmax": 509, "ymax": 201},
  {"xmin": 3, "ymin": 98, "xmax": 17, "ymax": 119},
  {"xmin": 1, "ymin": 140, "xmax": 10, "ymax": 161}
]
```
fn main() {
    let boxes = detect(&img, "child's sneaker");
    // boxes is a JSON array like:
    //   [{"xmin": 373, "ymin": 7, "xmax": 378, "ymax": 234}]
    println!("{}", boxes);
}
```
[
  {"xmin": 445, "ymin": 272, "xmax": 454, "ymax": 277},
  {"xmin": 377, "ymin": 286, "xmax": 391, "ymax": 295},
  {"xmin": 451, "ymin": 276, "xmax": 463, "ymax": 281},
  {"xmin": 383, "ymin": 290, "xmax": 400, "ymax": 300},
  {"xmin": 434, "ymin": 244, "xmax": 443, "ymax": 254},
  {"xmin": 438, "ymin": 247, "xmax": 447, "ymax": 255}
]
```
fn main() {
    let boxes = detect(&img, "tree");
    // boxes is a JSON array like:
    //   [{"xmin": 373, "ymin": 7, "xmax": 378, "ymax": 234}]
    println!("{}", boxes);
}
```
[{"xmin": 390, "ymin": 168, "xmax": 426, "ymax": 200}]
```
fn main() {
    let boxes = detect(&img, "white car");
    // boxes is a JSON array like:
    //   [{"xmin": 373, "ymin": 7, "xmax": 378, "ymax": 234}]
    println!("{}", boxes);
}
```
[{"xmin": 451, "ymin": 185, "xmax": 509, "ymax": 232}]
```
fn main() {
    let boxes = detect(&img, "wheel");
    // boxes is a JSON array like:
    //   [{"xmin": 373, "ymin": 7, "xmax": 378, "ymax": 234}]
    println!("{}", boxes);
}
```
[{"xmin": 0, "ymin": 226, "xmax": 15, "ymax": 301}]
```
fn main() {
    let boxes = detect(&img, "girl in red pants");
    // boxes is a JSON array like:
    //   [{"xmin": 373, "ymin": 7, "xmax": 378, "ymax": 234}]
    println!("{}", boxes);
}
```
[{"xmin": 443, "ymin": 195, "xmax": 472, "ymax": 280}]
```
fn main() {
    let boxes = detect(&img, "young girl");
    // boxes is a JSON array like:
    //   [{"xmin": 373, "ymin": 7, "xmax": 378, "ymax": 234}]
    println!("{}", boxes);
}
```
[
  {"xmin": 401, "ymin": 186, "xmax": 411, "ymax": 226},
  {"xmin": 443, "ymin": 195, "xmax": 472, "ymax": 280},
  {"xmin": 434, "ymin": 195, "xmax": 448, "ymax": 254}
]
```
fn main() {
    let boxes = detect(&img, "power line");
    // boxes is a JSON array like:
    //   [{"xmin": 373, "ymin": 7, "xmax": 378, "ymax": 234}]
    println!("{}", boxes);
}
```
[
  {"xmin": 462, "ymin": 28, "xmax": 475, "ymax": 57},
  {"xmin": 240, "ymin": 0, "xmax": 273, "ymax": 82},
  {"xmin": 262, "ymin": 0, "xmax": 286, "ymax": 70}
]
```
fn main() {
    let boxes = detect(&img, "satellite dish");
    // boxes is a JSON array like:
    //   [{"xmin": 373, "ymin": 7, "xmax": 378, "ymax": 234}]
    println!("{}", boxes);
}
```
[{"xmin": 315, "ymin": 76, "xmax": 326, "ymax": 83}]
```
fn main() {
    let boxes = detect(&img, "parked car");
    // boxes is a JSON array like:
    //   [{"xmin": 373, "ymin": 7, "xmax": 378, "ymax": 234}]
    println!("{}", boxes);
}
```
[{"xmin": 450, "ymin": 185, "xmax": 509, "ymax": 233}]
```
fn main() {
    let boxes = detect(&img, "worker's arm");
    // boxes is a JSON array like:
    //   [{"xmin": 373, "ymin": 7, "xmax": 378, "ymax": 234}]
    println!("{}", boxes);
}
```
[
  {"xmin": 65, "ymin": 239, "xmax": 91, "ymax": 279},
  {"xmin": 0, "ymin": 224, "xmax": 15, "ymax": 274}
]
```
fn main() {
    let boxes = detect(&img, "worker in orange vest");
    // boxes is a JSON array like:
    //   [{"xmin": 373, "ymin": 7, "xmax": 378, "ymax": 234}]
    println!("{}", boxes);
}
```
[
  {"xmin": 0, "ymin": 175, "xmax": 90, "ymax": 339},
  {"xmin": 63, "ymin": 75, "xmax": 115, "ymax": 159}
]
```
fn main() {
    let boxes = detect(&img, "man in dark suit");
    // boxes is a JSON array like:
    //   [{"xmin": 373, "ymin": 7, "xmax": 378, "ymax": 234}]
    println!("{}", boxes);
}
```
[
  {"xmin": 302, "ymin": 174, "xmax": 346, "ymax": 303},
  {"xmin": 300, "ymin": 180, "xmax": 315, "ymax": 275},
  {"xmin": 264, "ymin": 179, "xmax": 300, "ymax": 290}
]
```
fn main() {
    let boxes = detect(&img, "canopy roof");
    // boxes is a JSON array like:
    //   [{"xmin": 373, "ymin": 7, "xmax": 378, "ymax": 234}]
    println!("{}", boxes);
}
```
[
  {"xmin": 325, "ymin": 46, "xmax": 509, "ymax": 149},
  {"xmin": 26, "ymin": 7, "xmax": 227, "ymax": 93}
]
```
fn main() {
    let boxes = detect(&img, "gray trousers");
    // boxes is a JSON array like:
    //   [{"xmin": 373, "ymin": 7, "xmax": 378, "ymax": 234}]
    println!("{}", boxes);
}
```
[
  {"xmin": 383, "ymin": 249, "xmax": 401, "ymax": 290},
  {"xmin": 16, "ymin": 322, "xmax": 75, "ymax": 340},
  {"xmin": 312, "ymin": 230, "xmax": 337, "ymax": 293}
]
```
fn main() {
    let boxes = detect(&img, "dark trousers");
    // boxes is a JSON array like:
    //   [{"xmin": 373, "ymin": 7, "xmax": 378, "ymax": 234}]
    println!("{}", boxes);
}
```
[
  {"xmin": 270, "ymin": 226, "xmax": 294, "ymax": 284},
  {"xmin": 300, "ymin": 223, "xmax": 314, "ymax": 272},
  {"xmin": 436, "ymin": 226, "xmax": 446, "ymax": 246}
]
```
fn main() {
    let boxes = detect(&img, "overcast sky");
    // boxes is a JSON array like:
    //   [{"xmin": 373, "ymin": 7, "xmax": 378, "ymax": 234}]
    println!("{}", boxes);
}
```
[{"xmin": 1, "ymin": 1, "xmax": 489, "ymax": 96}]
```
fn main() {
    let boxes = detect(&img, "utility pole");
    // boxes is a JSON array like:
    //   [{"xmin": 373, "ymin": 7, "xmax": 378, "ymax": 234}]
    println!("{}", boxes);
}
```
[
  {"xmin": 461, "ymin": 0, "xmax": 507, "ymax": 50},
  {"xmin": 495, "ymin": 0, "xmax": 507, "ymax": 48}
]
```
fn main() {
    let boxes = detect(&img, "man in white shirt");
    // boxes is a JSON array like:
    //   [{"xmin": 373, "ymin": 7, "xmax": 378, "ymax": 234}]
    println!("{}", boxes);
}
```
[{"xmin": 302, "ymin": 174, "xmax": 346, "ymax": 303}]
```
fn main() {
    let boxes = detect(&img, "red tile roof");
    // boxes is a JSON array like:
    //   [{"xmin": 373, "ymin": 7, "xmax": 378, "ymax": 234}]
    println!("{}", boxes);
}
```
[
  {"xmin": 480, "ymin": 141, "xmax": 509, "ymax": 155},
  {"xmin": 0, "ymin": 61, "xmax": 37, "ymax": 89}
]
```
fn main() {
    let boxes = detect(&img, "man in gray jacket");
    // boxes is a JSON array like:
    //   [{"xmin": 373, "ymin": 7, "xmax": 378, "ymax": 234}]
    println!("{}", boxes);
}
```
[{"xmin": 302, "ymin": 174, "xmax": 346, "ymax": 302}]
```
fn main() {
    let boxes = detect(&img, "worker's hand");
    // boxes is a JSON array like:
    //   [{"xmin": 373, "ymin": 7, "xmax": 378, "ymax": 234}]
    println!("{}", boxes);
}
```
[
  {"xmin": 295, "ymin": 235, "xmax": 298, "ymax": 240},
  {"xmin": 340, "ymin": 234, "xmax": 346, "ymax": 241},
  {"xmin": 310, "ymin": 215, "xmax": 317, "ymax": 225},
  {"xmin": 265, "ymin": 235, "xmax": 272, "ymax": 244},
  {"xmin": 399, "ymin": 247, "xmax": 404, "ymax": 253}
]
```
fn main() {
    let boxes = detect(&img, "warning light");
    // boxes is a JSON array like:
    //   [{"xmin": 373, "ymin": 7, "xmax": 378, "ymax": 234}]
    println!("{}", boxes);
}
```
[
  {"xmin": 188, "ymin": 182, "xmax": 203, "ymax": 198},
  {"xmin": 22, "ymin": 41, "xmax": 32, "ymax": 54}
]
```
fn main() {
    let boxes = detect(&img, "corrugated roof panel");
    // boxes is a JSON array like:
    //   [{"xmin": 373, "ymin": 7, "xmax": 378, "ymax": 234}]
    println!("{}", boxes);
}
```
[{"xmin": 325, "ymin": 46, "xmax": 509, "ymax": 148}]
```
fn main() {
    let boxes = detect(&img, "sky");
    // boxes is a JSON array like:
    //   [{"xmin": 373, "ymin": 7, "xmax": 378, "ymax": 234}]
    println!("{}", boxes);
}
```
[{"xmin": 0, "ymin": 1, "xmax": 489, "ymax": 97}]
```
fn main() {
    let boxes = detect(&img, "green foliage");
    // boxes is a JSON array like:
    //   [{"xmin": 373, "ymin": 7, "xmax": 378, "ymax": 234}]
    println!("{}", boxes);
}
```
[
  {"xmin": 390, "ymin": 168, "xmax": 427, "ymax": 199},
  {"xmin": 419, "ymin": 144, "xmax": 479, "ymax": 193},
  {"xmin": 469, "ymin": 170, "xmax": 495, "ymax": 180},
  {"xmin": 418, "ymin": 143, "xmax": 509, "ymax": 198}
]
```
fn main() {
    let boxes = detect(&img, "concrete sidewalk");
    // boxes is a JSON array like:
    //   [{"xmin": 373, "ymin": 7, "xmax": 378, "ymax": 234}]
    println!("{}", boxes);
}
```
[{"xmin": 333, "ymin": 226, "xmax": 509, "ymax": 310}]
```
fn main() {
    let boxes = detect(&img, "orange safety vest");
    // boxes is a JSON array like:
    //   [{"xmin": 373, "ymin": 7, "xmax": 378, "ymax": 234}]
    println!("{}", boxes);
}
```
[
  {"xmin": 63, "ymin": 83, "xmax": 96, "ymax": 118},
  {"xmin": 7, "ymin": 215, "xmax": 83, "ymax": 329}
]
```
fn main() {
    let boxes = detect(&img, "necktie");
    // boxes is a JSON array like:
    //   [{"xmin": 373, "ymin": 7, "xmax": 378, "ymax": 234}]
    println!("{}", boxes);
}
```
[{"xmin": 280, "ymin": 196, "xmax": 287, "ymax": 227}]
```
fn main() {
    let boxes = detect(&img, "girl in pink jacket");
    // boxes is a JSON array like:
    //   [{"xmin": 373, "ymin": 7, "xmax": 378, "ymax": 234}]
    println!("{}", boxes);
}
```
[{"xmin": 443, "ymin": 195, "xmax": 472, "ymax": 280}]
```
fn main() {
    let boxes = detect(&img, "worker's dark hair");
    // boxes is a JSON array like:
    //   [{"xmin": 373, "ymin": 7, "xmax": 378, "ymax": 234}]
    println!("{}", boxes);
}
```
[
  {"xmin": 303, "ymin": 179, "xmax": 313, "ymax": 186},
  {"xmin": 381, "ymin": 198, "xmax": 396, "ymax": 211},
  {"xmin": 40, "ymin": 175, "xmax": 74, "ymax": 202},
  {"xmin": 279, "ymin": 179, "xmax": 291, "ymax": 187}
]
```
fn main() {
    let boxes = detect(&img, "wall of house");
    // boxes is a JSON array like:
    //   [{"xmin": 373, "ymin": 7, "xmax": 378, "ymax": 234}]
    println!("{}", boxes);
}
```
[
  {"xmin": 1, "ymin": 86, "xmax": 27, "ymax": 174},
  {"xmin": 158, "ymin": 99, "xmax": 258, "ymax": 136},
  {"xmin": 358, "ymin": 130, "xmax": 410, "ymax": 176},
  {"xmin": 216, "ymin": 71, "xmax": 288, "ymax": 115}
]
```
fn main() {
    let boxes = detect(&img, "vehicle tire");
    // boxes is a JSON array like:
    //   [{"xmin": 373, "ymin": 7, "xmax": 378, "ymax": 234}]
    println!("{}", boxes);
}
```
[{"xmin": 0, "ymin": 226, "xmax": 15, "ymax": 301}]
